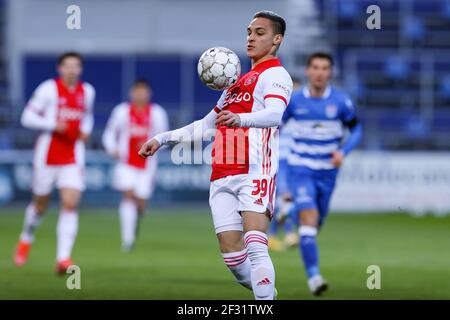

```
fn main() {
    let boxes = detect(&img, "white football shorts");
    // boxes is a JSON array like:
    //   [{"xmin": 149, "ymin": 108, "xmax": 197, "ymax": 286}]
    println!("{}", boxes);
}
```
[
  {"xmin": 112, "ymin": 163, "xmax": 156, "ymax": 199},
  {"xmin": 209, "ymin": 174, "xmax": 276, "ymax": 234},
  {"xmin": 32, "ymin": 164, "xmax": 85, "ymax": 195}
]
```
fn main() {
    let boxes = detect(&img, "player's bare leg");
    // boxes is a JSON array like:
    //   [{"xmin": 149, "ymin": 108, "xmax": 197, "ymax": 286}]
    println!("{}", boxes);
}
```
[
  {"xmin": 14, "ymin": 195, "xmax": 50, "ymax": 267},
  {"xmin": 242, "ymin": 211, "xmax": 276, "ymax": 300},
  {"xmin": 119, "ymin": 190, "xmax": 139, "ymax": 252},
  {"xmin": 55, "ymin": 188, "xmax": 81, "ymax": 274},
  {"xmin": 299, "ymin": 208, "xmax": 328, "ymax": 295},
  {"xmin": 217, "ymin": 230, "xmax": 244, "ymax": 253}
]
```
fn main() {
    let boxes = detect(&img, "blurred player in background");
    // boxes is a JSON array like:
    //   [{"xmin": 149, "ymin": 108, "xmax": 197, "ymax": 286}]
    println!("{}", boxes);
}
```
[
  {"xmin": 283, "ymin": 52, "xmax": 362, "ymax": 295},
  {"xmin": 14, "ymin": 52, "xmax": 95, "ymax": 274},
  {"xmin": 102, "ymin": 80, "xmax": 168, "ymax": 251},
  {"xmin": 139, "ymin": 11, "xmax": 293, "ymax": 300},
  {"xmin": 268, "ymin": 77, "xmax": 301, "ymax": 251}
]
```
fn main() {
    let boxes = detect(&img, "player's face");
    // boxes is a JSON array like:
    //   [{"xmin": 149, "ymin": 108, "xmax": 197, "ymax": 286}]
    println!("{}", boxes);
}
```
[
  {"xmin": 130, "ymin": 86, "xmax": 151, "ymax": 106},
  {"xmin": 306, "ymin": 58, "xmax": 332, "ymax": 89},
  {"xmin": 247, "ymin": 18, "xmax": 282, "ymax": 62},
  {"xmin": 58, "ymin": 57, "xmax": 82, "ymax": 84}
]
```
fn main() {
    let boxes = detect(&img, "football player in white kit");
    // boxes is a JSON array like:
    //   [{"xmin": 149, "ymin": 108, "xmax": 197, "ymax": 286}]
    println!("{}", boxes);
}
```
[
  {"xmin": 14, "ymin": 52, "xmax": 95, "ymax": 274},
  {"xmin": 140, "ymin": 11, "xmax": 293, "ymax": 300},
  {"xmin": 102, "ymin": 80, "xmax": 168, "ymax": 251}
]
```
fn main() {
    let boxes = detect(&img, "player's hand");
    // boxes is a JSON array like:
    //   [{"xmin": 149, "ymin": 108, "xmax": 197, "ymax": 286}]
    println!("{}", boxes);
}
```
[
  {"xmin": 78, "ymin": 132, "xmax": 89, "ymax": 142},
  {"xmin": 331, "ymin": 150, "xmax": 345, "ymax": 168},
  {"xmin": 215, "ymin": 110, "xmax": 241, "ymax": 128},
  {"xmin": 54, "ymin": 121, "xmax": 67, "ymax": 133},
  {"xmin": 138, "ymin": 139, "xmax": 161, "ymax": 158}
]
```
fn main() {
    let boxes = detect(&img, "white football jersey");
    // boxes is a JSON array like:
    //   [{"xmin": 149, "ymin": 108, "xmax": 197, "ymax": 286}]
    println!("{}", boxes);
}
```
[
  {"xmin": 21, "ymin": 78, "xmax": 95, "ymax": 168},
  {"xmin": 102, "ymin": 102, "xmax": 168, "ymax": 170},
  {"xmin": 211, "ymin": 58, "xmax": 293, "ymax": 181}
]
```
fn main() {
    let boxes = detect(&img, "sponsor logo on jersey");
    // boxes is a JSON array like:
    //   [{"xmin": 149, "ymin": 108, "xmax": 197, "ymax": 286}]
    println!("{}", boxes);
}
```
[
  {"xmin": 223, "ymin": 92, "xmax": 252, "ymax": 107},
  {"xmin": 312, "ymin": 122, "xmax": 323, "ymax": 129},
  {"xmin": 130, "ymin": 124, "xmax": 148, "ymax": 137},
  {"xmin": 325, "ymin": 104, "xmax": 338, "ymax": 118},
  {"xmin": 58, "ymin": 107, "xmax": 84, "ymax": 121}
]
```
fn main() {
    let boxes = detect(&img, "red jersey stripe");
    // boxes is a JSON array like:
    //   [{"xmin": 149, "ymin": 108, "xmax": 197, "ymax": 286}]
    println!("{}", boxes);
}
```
[{"xmin": 264, "ymin": 94, "xmax": 287, "ymax": 106}]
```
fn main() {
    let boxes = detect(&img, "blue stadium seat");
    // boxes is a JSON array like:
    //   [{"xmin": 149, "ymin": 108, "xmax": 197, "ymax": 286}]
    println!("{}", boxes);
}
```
[
  {"xmin": 0, "ymin": 132, "xmax": 12, "ymax": 150},
  {"xmin": 439, "ymin": 75, "xmax": 450, "ymax": 99},
  {"xmin": 443, "ymin": 0, "xmax": 450, "ymax": 19},
  {"xmin": 337, "ymin": 0, "xmax": 358, "ymax": 19},
  {"xmin": 405, "ymin": 115, "xmax": 428, "ymax": 139},
  {"xmin": 402, "ymin": 16, "xmax": 426, "ymax": 41},
  {"xmin": 384, "ymin": 56, "xmax": 411, "ymax": 80}
]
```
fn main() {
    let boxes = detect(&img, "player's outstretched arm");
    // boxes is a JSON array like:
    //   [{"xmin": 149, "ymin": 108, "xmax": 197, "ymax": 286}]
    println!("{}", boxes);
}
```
[{"xmin": 138, "ymin": 108, "xmax": 217, "ymax": 159}]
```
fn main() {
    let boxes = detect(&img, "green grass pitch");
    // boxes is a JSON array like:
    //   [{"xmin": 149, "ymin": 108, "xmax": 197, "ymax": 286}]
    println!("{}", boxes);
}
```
[{"xmin": 0, "ymin": 208, "xmax": 449, "ymax": 299}]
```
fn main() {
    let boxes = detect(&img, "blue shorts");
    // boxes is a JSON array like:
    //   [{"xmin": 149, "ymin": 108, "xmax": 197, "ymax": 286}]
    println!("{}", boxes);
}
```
[{"xmin": 288, "ymin": 166, "xmax": 338, "ymax": 227}]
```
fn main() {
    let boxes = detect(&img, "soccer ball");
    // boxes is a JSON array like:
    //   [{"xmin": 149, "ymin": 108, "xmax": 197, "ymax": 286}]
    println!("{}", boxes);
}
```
[{"xmin": 197, "ymin": 47, "xmax": 241, "ymax": 91}]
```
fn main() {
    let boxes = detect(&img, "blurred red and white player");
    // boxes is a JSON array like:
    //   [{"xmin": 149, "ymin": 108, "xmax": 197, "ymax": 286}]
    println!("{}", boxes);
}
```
[
  {"xmin": 139, "ymin": 11, "xmax": 292, "ymax": 300},
  {"xmin": 14, "ymin": 52, "xmax": 95, "ymax": 274},
  {"xmin": 103, "ymin": 80, "xmax": 168, "ymax": 251}
]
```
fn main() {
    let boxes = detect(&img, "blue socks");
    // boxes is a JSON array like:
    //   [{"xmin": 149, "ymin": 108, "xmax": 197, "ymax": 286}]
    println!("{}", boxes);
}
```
[{"xmin": 299, "ymin": 226, "xmax": 320, "ymax": 278}]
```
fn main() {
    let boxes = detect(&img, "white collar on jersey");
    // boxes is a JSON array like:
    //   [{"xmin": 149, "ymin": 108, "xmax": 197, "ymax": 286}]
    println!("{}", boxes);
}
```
[{"xmin": 303, "ymin": 85, "xmax": 331, "ymax": 99}]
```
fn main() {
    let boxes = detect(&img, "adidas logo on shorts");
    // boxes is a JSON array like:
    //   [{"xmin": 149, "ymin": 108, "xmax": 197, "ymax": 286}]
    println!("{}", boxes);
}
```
[
  {"xmin": 253, "ymin": 198, "xmax": 264, "ymax": 206},
  {"xmin": 257, "ymin": 277, "xmax": 272, "ymax": 286}
]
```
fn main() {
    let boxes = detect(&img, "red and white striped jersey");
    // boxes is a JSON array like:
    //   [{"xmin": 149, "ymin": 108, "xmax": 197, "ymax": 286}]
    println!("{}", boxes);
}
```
[
  {"xmin": 21, "ymin": 78, "xmax": 95, "ymax": 168},
  {"xmin": 211, "ymin": 58, "xmax": 293, "ymax": 181},
  {"xmin": 102, "ymin": 102, "xmax": 168, "ymax": 169}
]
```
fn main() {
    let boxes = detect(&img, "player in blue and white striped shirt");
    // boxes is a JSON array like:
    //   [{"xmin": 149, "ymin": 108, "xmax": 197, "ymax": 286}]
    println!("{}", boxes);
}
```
[{"xmin": 282, "ymin": 53, "xmax": 362, "ymax": 295}]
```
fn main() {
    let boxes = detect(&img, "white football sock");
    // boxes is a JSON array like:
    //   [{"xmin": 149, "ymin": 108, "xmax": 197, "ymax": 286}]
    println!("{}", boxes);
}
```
[
  {"xmin": 56, "ymin": 210, "xmax": 78, "ymax": 261},
  {"xmin": 119, "ymin": 199, "xmax": 138, "ymax": 247},
  {"xmin": 20, "ymin": 203, "xmax": 43, "ymax": 243},
  {"xmin": 222, "ymin": 248, "xmax": 252, "ymax": 290},
  {"xmin": 244, "ymin": 230, "xmax": 275, "ymax": 300}
]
